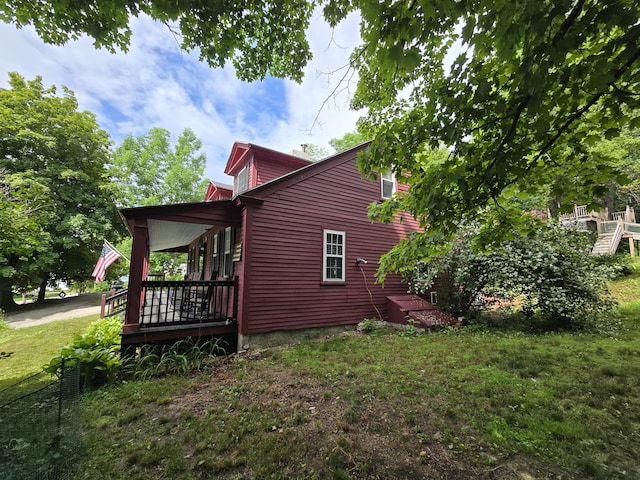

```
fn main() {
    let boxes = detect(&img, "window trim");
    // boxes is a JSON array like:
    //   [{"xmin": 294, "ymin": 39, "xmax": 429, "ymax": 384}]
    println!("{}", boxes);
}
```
[
  {"xmin": 381, "ymin": 169, "xmax": 395, "ymax": 199},
  {"xmin": 323, "ymin": 229, "xmax": 346, "ymax": 282}
]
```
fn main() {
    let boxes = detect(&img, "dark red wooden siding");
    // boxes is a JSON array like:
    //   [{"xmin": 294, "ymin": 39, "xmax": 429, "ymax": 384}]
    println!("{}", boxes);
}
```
[
  {"xmin": 241, "ymin": 152, "xmax": 420, "ymax": 334},
  {"xmin": 253, "ymin": 156, "xmax": 305, "ymax": 187}
]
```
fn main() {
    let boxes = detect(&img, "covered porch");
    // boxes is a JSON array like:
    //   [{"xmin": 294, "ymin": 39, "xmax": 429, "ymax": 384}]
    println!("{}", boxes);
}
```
[{"xmin": 119, "ymin": 200, "xmax": 242, "ymax": 351}]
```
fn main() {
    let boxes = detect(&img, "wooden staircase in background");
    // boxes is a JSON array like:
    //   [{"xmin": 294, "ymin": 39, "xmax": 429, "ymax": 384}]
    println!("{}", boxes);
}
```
[
  {"xmin": 591, "ymin": 221, "xmax": 623, "ymax": 255},
  {"xmin": 558, "ymin": 205, "xmax": 640, "ymax": 256}
]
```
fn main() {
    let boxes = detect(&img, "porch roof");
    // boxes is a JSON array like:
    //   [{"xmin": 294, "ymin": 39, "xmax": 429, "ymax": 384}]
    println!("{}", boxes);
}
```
[{"xmin": 119, "ymin": 200, "xmax": 241, "ymax": 252}]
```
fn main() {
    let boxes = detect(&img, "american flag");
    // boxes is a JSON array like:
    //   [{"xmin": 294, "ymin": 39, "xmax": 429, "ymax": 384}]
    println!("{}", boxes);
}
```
[{"xmin": 91, "ymin": 241, "xmax": 120, "ymax": 282}]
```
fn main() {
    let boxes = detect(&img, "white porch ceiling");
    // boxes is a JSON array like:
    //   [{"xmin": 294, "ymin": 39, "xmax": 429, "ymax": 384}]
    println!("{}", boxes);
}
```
[{"xmin": 147, "ymin": 219, "xmax": 213, "ymax": 252}]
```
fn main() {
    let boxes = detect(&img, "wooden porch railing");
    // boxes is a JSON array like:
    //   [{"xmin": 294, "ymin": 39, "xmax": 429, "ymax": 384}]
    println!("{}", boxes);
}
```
[
  {"xmin": 101, "ymin": 289, "xmax": 128, "ymax": 318},
  {"xmin": 139, "ymin": 279, "xmax": 237, "ymax": 328},
  {"xmin": 559, "ymin": 204, "xmax": 597, "ymax": 223}
]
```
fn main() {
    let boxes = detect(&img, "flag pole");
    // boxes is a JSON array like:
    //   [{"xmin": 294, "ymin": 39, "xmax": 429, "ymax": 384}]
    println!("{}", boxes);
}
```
[{"xmin": 104, "ymin": 239, "xmax": 130, "ymax": 263}]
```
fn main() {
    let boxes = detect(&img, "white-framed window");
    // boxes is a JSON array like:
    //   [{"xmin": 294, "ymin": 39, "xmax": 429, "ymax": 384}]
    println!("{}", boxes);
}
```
[
  {"xmin": 222, "ymin": 227, "xmax": 233, "ymax": 277},
  {"xmin": 235, "ymin": 163, "xmax": 250, "ymax": 194},
  {"xmin": 381, "ymin": 169, "xmax": 395, "ymax": 199},
  {"xmin": 210, "ymin": 233, "xmax": 219, "ymax": 277},
  {"xmin": 430, "ymin": 291, "xmax": 438, "ymax": 305},
  {"xmin": 323, "ymin": 230, "xmax": 345, "ymax": 282}
]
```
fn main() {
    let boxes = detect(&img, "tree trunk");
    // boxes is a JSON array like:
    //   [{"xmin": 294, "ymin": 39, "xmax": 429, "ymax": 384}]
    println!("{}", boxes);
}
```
[
  {"xmin": 547, "ymin": 196, "xmax": 560, "ymax": 219},
  {"xmin": 603, "ymin": 182, "xmax": 616, "ymax": 219},
  {"xmin": 36, "ymin": 274, "xmax": 49, "ymax": 303},
  {"xmin": 0, "ymin": 283, "xmax": 18, "ymax": 312}
]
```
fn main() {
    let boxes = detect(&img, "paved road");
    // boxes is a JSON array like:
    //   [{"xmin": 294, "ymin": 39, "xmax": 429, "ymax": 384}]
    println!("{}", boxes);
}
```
[{"xmin": 4, "ymin": 293, "xmax": 104, "ymax": 329}]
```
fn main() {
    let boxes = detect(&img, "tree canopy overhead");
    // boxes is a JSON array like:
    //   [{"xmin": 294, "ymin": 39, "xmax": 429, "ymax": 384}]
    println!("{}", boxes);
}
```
[
  {"xmin": 0, "ymin": 0, "xmax": 315, "ymax": 82},
  {"xmin": 356, "ymin": 0, "xmax": 640, "ymax": 241},
  {"xmin": 4, "ymin": 0, "xmax": 639, "ymax": 269}
]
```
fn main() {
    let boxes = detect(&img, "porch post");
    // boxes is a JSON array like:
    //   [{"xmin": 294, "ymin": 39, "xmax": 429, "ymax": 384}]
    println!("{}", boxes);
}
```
[
  {"xmin": 233, "ymin": 275, "xmax": 239, "ymax": 320},
  {"xmin": 123, "ymin": 222, "xmax": 149, "ymax": 333}
]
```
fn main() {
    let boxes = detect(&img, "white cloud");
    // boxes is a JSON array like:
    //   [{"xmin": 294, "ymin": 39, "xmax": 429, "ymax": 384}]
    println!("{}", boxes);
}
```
[{"xmin": 0, "ymin": 11, "xmax": 362, "ymax": 183}]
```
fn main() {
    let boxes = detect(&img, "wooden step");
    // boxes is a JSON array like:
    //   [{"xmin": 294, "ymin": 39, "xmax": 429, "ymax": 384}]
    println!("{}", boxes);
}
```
[{"xmin": 386, "ymin": 294, "xmax": 457, "ymax": 328}]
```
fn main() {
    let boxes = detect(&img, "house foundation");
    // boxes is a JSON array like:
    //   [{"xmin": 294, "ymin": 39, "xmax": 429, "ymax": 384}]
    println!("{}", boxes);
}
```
[{"xmin": 238, "ymin": 325, "xmax": 356, "ymax": 351}]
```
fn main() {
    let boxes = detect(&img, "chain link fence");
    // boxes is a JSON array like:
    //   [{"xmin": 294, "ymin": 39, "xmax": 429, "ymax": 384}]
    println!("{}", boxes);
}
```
[{"xmin": 0, "ymin": 361, "xmax": 82, "ymax": 480}]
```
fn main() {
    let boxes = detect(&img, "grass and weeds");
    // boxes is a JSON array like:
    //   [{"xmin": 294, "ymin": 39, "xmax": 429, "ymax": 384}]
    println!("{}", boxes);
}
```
[
  {"xmin": 2, "ymin": 266, "xmax": 640, "ymax": 479},
  {"xmin": 72, "ymin": 268, "xmax": 640, "ymax": 480},
  {"xmin": 1, "ymin": 314, "xmax": 96, "ymax": 480},
  {"xmin": 76, "ymin": 324, "xmax": 640, "ymax": 479},
  {"xmin": 127, "ymin": 337, "xmax": 229, "ymax": 380}
]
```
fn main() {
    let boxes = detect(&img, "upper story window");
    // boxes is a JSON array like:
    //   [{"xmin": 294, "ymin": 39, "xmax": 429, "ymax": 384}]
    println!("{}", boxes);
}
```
[
  {"xmin": 235, "ymin": 162, "xmax": 250, "ymax": 194},
  {"xmin": 381, "ymin": 169, "xmax": 395, "ymax": 199},
  {"xmin": 323, "ymin": 230, "xmax": 345, "ymax": 282}
]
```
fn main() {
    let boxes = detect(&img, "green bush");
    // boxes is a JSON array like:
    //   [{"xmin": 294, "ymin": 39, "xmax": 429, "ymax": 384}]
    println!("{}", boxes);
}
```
[
  {"xmin": 357, "ymin": 318, "xmax": 386, "ymax": 333},
  {"xmin": 486, "ymin": 225, "xmax": 618, "ymax": 332},
  {"xmin": 410, "ymin": 223, "xmax": 488, "ymax": 318},
  {"xmin": 410, "ymin": 223, "xmax": 619, "ymax": 332},
  {"xmin": 46, "ymin": 316, "xmax": 123, "ymax": 390},
  {"xmin": 593, "ymin": 253, "xmax": 634, "ymax": 279}
]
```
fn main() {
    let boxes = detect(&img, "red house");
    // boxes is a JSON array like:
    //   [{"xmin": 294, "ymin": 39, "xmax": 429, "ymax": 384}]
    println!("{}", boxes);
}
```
[{"xmin": 119, "ymin": 142, "xmax": 421, "ymax": 353}]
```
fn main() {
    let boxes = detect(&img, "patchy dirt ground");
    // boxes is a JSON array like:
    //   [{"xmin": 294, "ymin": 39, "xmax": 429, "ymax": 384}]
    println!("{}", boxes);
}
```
[{"xmin": 141, "ymin": 347, "xmax": 537, "ymax": 480}]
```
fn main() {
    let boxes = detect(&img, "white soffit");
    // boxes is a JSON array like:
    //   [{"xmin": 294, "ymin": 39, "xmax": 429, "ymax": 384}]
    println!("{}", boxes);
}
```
[{"xmin": 147, "ymin": 219, "xmax": 212, "ymax": 252}]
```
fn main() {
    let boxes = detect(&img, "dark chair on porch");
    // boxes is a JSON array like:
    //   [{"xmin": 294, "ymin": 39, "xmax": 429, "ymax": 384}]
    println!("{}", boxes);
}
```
[{"xmin": 180, "ymin": 282, "xmax": 216, "ymax": 321}]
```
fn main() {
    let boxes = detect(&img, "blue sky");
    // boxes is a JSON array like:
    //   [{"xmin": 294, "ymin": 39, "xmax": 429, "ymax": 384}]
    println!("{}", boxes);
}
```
[{"xmin": 0, "ymin": 11, "xmax": 362, "ymax": 185}]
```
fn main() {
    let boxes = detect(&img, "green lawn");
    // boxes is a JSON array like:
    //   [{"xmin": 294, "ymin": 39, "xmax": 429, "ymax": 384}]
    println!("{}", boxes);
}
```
[
  {"xmin": 0, "ymin": 315, "xmax": 97, "ymax": 392},
  {"xmin": 1, "ymin": 272, "xmax": 639, "ymax": 479},
  {"xmin": 77, "ymin": 274, "xmax": 640, "ymax": 480}
]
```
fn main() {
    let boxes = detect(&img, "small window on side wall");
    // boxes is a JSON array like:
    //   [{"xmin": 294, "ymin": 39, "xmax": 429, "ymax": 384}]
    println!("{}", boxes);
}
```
[
  {"xmin": 323, "ymin": 230, "xmax": 345, "ymax": 282},
  {"xmin": 381, "ymin": 169, "xmax": 395, "ymax": 199}
]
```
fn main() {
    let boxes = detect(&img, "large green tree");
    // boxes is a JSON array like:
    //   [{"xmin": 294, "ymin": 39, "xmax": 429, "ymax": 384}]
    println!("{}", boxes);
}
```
[
  {"xmin": 329, "ymin": 131, "xmax": 368, "ymax": 153},
  {"xmin": 109, "ymin": 127, "xmax": 209, "ymax": 278},
  {"xmin": 590, "ymin": 126, "xmax": 640, "ymax": 213},
  {"xmin": 0, "ymin": 73, "xmax": 121, "ymax": 310},
  {"xmin": 4, "ymin": 1, "xmax": 639, "ymax": 272},
  {"xmin": 109, "ymin": 127, "xmax": 209, "ymax": 207},
  {"xmin": 0, "ymin": 170, "xmax": 52, "ymax": 305}
]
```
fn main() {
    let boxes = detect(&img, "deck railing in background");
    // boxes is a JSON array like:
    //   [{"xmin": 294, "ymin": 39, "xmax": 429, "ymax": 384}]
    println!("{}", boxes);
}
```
[{"xmin": 101, "ymin": 289, "xmax": 128, "ymax": 318}]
